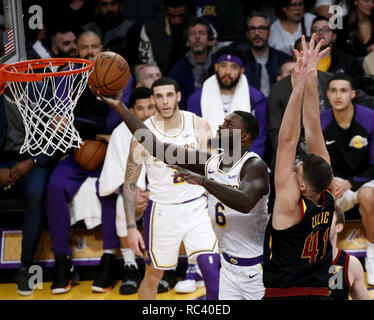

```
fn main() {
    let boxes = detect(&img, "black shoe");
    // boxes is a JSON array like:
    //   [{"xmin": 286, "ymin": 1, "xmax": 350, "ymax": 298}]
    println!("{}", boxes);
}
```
[
  {"xmin": 15, "ymin": 264, "xmax": 34, "ymax": 296},
  {"xmin": 158, "ymin": 269, "xmax": 177, "ymax": 293},
  {"xmin": 92, "ymin": 253, "xmax": 116, "ymax": 292},
  {"xmin": 51, "ymin": 255, "xmax": 79, "ymax": 294},
  {"xmin": 119, "ymin": 264, "xmax": 141, "ymax": 295}
]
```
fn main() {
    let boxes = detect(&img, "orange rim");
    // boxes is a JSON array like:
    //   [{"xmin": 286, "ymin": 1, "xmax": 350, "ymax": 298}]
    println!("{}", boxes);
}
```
[{"xmin": 0, "ymin": 57, "xmax": 93, "ymax": 82}]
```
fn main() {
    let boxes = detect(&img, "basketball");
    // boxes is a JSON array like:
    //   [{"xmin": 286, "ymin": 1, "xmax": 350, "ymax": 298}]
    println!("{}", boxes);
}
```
[
  {"xmin": 73, "ymin": 139, "xmax": 108, "ymax": 171},
  {"xmin": 88, "ymin": 51, "xmax": 130, "ymax": 96}
]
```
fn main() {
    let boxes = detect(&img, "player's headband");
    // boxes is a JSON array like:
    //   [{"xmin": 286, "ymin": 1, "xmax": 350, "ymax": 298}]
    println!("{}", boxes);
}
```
[{"xmin": 216, "ymin": 54, "xmax": 244, "ymax": 68}]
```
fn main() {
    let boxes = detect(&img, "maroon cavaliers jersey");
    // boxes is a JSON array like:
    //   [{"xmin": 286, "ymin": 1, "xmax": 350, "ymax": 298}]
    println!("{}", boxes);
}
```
[{"xmin": 263, "ymin": 190, "xmax": 335, "ymax": 297}]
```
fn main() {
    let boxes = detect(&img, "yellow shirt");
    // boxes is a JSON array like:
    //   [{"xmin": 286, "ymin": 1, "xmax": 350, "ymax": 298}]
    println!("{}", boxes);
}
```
[{"xmin": 318, "ymin": 54, "xmax": 331, "ymax": 72}]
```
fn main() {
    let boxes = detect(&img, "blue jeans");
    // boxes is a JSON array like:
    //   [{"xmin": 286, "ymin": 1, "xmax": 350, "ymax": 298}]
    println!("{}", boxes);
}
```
[{"xmin": 0, "ymin": 161, "xmax": 52, "ymax": 265}]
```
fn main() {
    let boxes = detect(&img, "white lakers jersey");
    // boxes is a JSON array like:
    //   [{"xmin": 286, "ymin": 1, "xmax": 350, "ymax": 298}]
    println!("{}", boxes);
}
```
[
  {"xmin": 205, "ymin": 151, "xmax": 269, "ymax": 258},
  {"xmin": 144, "ymin": 111, "xmax": 206, "ymax": 203}
]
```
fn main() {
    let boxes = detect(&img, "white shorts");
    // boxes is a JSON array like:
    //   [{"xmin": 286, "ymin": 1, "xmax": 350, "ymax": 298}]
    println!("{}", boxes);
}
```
[
  {"xmin": 143, "ymin": 196, "xmax": 218, "ymax": 270},
  {"xmin": 336, "ymin": 178, "xmax": 374, "ymax": 212},
  {"xmin": 219, "ymin": 257, "xmax": 265, "ymax": 300}
]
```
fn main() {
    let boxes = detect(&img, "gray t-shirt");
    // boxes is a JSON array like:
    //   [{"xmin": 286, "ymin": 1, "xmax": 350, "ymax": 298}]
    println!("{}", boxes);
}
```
[{"xmin": 187, "ymin": 51, "xmax": 214, "ymax": 89}]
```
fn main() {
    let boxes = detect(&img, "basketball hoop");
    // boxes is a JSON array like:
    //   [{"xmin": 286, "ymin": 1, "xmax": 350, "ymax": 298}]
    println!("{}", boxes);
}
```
[{"xmin": 0, "ymin": 58, "xmax": 94, "ymax": 156}]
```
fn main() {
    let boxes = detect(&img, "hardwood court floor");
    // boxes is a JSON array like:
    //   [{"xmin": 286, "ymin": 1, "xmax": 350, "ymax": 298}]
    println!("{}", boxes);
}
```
[{"xmin": 0, "ymin": 280, "xmax": 206, "ymax": 300}]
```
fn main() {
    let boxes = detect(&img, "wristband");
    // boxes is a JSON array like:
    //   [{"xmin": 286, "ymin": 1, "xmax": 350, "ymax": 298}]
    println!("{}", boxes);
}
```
[
  {"xmin": 127, "ymin": 223, "xmax": 137, "ymax": 229},
  {"xmin": 33, "ymin": 158, "xmax": 38, "ymax": 166}
]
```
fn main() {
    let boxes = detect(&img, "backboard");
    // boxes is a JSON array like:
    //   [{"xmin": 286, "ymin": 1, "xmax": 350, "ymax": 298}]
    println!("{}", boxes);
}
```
[{"xmin": 0, "ymin": 0, "xmax": 26, "ymax": 64}]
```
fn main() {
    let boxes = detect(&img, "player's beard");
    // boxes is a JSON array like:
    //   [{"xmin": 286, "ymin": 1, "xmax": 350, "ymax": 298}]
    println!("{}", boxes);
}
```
[
  {"xmin": 216, "ymin": 73, "xmax": 240, "ymax": 91},
  {"xmin": 56, "ymin": 47, "xmax": 77, "ymax": 58}
]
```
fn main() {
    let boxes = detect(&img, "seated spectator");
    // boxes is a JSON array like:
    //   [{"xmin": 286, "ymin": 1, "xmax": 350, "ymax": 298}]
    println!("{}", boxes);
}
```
[
  {"xmin": 234, "ymin": 11, "xmax": 292, "ymax": 97},
  {"xmin": 320, "ymin": 73, "xmax": 374, "ymax": 286},
  {"xmin": 329, "ymin": 207, "xmax": 370, "ymax": 300},
  {"xmin": 335, "ymin": 0, "xmax": 374, "ymax": 58},
  {"xmin": 363, "ymin": 51, "xmax": 374, "ymax": 75},
  {"xmin": 276, "ymin": 58, "xmax": 295, "ymax": 81},
  {"xmin": 0, "ymin": 90, "xmax": 61, "ymax": 296},
  {"xmin": 50, "ymin": 27, "xmax": 78, "ymax": 58},
  {"xmin": 45, "ymin": 30, "xmax": 132, "ymax": 295},
  {"xmin": 138, "ymin": 0, "xmax": 192, "ymax": 75},
  {"xmin": 267, "ymin": 37, "xmax": 374, "ymax": 171},
  {"xmin": 269, "ymin": 0, "xmax": 315, "ymax": 55},
  {"xmin": 314, "ymin": 0, "xmax": 347, "ymax": 18},
  {"xmin": 187, "ymin": 45, "xmax": 267, "ymax": 158},
  {"xmin": 134, "ymin": 64, "xmax": 162, "ymax": 89},
  {"xmin": 81, "ymin": 0, "xmax": 141, "ymax": 51},
  {"xmin": 311, "ymin": 16, "xmax": 363, "ymax": 79},
  {"xmin": 169, "ymin": 17, "xmax": 215, "ymax": 109}
]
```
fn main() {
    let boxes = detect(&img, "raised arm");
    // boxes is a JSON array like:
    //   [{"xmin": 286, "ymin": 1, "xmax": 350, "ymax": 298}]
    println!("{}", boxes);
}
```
[
  {"xmin": 272, "ymin": 50, "xmax": 308, "ymax": 228},
  {"xmin": 94, "ymin": 92, "xmax": 210, "ymax": 176},
  {"xmin": 302, "ymin": 34, "xmax": 331, "ymax": 164}
]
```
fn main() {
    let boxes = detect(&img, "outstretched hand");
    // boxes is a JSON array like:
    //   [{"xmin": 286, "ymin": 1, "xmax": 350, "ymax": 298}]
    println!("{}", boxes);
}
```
[
  {"xmin": 291, "ymin": 34, "xmax": 330, "ymax": 90},
  {"xmin": 291, "ymin": 49, "xmax": 309, "ymax": 90},
  {"xmin": 301, "ymin": 33, "xmax": 330, "ymax": 73},
  {"xmin": 168, "ymin": 165, "xmax": 204, "ymax": 185}
]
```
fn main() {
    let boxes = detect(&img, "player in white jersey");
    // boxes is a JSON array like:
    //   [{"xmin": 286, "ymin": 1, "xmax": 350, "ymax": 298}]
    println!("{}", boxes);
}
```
[
  {"xmin": 204, "ymin": 149, "xmax": 269, "ymax": 299},
  {"xmin": 94, "ymin": 80, "xmax": 269, "ymax": 300},
  {"xmin": 119, "ymin": 77, "xmax": 220, "ymax": 300}
]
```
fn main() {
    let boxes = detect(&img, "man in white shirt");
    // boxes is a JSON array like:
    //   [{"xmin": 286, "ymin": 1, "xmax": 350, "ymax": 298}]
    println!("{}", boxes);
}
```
[{"xmin": 269, "ymin": 0, "xmax": 315, "ymax": 55}]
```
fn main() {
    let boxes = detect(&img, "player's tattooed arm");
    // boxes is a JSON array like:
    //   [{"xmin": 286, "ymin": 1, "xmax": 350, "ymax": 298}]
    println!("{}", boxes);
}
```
[
  {"xmin": 94, "ymin": 92, "xmax": 210, "ymax": 175},
  {"xmin": 123, "ymin": 138, "xmax": 144, "ymax": 229}
]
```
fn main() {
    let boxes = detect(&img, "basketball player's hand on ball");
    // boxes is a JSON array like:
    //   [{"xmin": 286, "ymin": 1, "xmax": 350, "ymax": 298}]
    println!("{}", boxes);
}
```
[
  {"xmin": 168, "ymin": 165, "xmax": 204, "ymax": 185},
  {"xmin": 127, "ymin": 228, "xmax": 145, "ymax": 257},
  {"xmin": 90, "ymin": 87, "xmax": 125, "ymax": 112}
]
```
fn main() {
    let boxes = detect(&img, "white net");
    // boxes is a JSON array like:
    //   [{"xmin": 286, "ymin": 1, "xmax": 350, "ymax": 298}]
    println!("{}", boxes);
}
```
[{"xmin": 5, "ymin": 60, "xmax": 92, "ymax": 156}]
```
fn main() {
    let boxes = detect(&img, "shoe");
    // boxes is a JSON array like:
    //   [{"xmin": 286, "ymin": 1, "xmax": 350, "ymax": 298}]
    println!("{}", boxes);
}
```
[
  {"xmin": 51, "ymin": 255, "xmax": 79, "ymax": 294},
  {"xmin": 15, "ymin": 264, "xmax": 34, "ymax": 296},
  {"xmin": 92, "ymin": 253, "xmax": 116, "ymax": 292},
  {"xmin": 158, "ymin": 269, "xmax": 177, "ymax": 293},
  {"xmin": 119, "ymin": 264, "xmax": 141, "ymax": 295},
  {"xmin": 365, "ymin": 256, "xmax": 374, "ymax": 286},
  {"xmin": 175, "ymin": 264, "xmax": 204, "ymax": 293}
]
